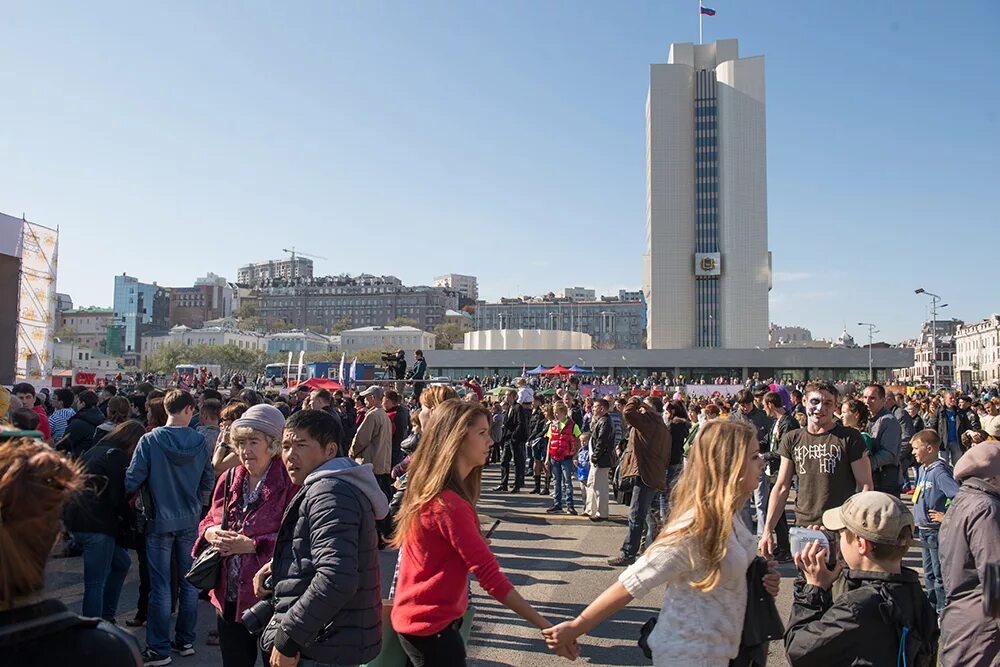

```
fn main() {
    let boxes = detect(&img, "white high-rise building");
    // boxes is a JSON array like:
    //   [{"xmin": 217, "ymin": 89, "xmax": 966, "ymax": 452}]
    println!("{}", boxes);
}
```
[
  {"xmin": 643, "ymin": 39, "xmax": 770, "ymax": 349},
  {"xmin": 433, "ymin": 273, "xmax": 478, "ymax": 301}
]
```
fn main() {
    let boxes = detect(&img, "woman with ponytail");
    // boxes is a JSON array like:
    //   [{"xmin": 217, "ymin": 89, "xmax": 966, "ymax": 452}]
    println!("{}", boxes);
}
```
[{"xmin": 543, "ymin": 420, "xmax": 779, "ymax": 665}]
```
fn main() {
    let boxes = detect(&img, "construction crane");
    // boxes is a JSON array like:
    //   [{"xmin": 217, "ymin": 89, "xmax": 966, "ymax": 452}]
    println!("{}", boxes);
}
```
[{"xmin": 282, "ymin": 247, "xmax": 327, "ymax": 281}]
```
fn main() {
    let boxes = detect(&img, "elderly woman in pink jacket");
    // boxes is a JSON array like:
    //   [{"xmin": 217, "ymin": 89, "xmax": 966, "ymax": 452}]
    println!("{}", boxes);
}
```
[{"xmin": 195, "ymin": 404, "xmax": 297, "ymax": 667}]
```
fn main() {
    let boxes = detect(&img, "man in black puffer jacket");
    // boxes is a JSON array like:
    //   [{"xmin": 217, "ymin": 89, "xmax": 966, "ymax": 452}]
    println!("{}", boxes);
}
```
[{"xmin": 257, "ymin": 410, "xmax": 390, "ymax": 667}]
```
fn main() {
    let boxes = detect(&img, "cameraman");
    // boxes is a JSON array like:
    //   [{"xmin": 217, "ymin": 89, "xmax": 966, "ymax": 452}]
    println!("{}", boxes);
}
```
[{"xmin": 254, "ymin": 410, "xmax": 389, "ymax": 667}]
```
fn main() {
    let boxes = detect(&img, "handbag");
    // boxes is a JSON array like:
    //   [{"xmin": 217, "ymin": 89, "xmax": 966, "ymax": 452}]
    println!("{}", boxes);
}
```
[{"xmin": 185, "ymin": 468, "xmax": 234, "ymax": 592}]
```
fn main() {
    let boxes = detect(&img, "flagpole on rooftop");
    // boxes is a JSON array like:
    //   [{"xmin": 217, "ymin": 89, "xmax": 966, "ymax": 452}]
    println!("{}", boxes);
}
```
[{"xmin": 699, "ymin": 0, "xmax": 703, "ymax": 44}]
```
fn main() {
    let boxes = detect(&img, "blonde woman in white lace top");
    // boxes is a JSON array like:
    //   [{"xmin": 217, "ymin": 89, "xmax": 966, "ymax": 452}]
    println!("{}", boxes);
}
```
[{"xmin": 543, "ymin": 420, "xmax": 780, "ymax": 666}]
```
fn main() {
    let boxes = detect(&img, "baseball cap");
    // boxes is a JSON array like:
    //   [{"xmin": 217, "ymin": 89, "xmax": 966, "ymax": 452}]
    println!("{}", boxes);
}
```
[
  {"xmin": 822, "ymin": 491, "xmax": 914, "ymax": 546},
  {"xmin": 359, "ymin": 386, "xmax": 384, "ymax": 399}
]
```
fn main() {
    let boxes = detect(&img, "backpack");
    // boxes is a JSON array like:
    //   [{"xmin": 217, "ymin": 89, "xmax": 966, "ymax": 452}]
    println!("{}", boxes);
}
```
[{"xmin": 875, "ymin": 585, "xmax": 936, "ymax": 667}]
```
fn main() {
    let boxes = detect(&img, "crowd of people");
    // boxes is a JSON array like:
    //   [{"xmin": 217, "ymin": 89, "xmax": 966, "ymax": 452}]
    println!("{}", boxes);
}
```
[{"xmin": 0, "ymin": 373, "xmax": 998, "ymax": 666}]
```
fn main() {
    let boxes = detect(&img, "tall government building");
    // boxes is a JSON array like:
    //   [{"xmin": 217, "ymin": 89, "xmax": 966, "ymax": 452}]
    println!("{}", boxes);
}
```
[{"xmin": 643, "ymin": 39, "xmax": 771, "ymax": 349}]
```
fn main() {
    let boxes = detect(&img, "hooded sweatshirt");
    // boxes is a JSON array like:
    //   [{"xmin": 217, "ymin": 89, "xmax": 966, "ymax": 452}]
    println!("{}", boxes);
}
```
[
  {"xmin": 267, "ymin": 457, "xmax": 388, "ymax": 665},
  {"xmin": 125, "ymin": 426, "xmax": 215, "ymax": 534}
]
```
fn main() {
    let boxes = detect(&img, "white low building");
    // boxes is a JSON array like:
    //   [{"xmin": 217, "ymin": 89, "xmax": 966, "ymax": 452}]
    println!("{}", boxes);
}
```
[
  {"xmin": 141, "ymin": 320, "xmax": 267, "ymax": 358},
  {"xmin": 463, "ymin": 329, "xmax": 593, "ymax": 351},
  {"xmin": 266, "ymin": 330, "xmax": 337, "ymax": 354},
  {"xmin": 953, "ymin": 315, "xmax": 1000, "ymax": 388},
  {"xmin": 341, "ymin": 326, "xmax": 435, "ymax": 355}
]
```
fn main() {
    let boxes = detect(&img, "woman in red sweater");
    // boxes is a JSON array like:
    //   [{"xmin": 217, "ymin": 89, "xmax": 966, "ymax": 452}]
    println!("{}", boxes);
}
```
[{"xmin": 390, "ymin": 399, "xmax": 576, "ymax": 665}]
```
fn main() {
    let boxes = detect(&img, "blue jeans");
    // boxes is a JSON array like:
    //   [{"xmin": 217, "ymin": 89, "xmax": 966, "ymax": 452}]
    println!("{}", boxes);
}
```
[
  {"xmin": 656, "ymin": 464, "xmax": 685, "ymax": 520},
  {"xmin": 75, "ymin": 531, "xmax": 131, "ymax": 621},
  {"xmin": 920, "ymin": 528, "xmax": 945, "ymax": 614},
  {"xmin": 146, "ymin": 528, "xmax": 198, "ymax": 655},
  {"xmin": 621, "ymin": 481, "xmax": 657, "ymax": 559},
  {"xmin": 752, "ymin": 470, "xmax": 770, "ymax": 538},
  {"xmin": 551, "ymin": 458, "xmax": 575, "ymax": 509}
]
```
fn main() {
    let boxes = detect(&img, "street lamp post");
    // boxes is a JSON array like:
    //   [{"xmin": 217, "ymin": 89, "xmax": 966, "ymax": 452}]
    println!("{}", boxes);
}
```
[
  {"xmin": 858, "ymin": 322, "xmax": 879, "ymax": 382},
  {"xmin": 915, "ymin": 289, "xmax": 943, "ymax": 389}
]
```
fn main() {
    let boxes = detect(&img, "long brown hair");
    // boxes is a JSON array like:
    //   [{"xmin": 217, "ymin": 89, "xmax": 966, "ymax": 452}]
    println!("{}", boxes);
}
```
[
  {"xmin": 0, "ymin": 437, "xmax": 83, "ymax": 608},
  {"xmin": 390, "ymin": 400, "xmax": 490, "ymax": 548},
  {"xmin": 101, "ymin": 421, "xmax": 146, "ymax": 458},
  {"xmin": 653, "ymin": 420, "xmax": 756, "ymax": 592}
]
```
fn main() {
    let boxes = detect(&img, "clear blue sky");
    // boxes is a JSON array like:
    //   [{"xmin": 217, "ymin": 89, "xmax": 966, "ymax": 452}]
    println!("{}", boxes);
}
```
[{"xmin": 3, "ymin": 1, "xmax": 998, "ymax": 343}]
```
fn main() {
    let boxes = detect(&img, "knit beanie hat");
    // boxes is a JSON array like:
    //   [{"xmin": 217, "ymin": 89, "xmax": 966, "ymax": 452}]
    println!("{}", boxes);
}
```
[{"xmin": 232, "ymin": 404, "xmax": 286, "ymax": 440}]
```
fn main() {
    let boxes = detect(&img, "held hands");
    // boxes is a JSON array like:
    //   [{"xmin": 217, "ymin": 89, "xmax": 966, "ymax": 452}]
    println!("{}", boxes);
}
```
[
  {"xmin": 542, "ymin": 620, "xmax": 583, "ymax": 661},
  {"xmin": 793, "ymin": 539, "xmax": 843, "ymax": 590}
]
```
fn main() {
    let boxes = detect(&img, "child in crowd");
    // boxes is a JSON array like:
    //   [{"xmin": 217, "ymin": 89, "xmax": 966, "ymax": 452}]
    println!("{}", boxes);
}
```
[
  {"xmin": 910, "ymin": 429, "xmax": 960, "ymax": 615},
  {"xmin": 785, "ymin": 491, "xmax": 939, "ymax": 665},
  {"xmin": 196, "ymin": 399, "xmax": 222, "ymax": 454}
]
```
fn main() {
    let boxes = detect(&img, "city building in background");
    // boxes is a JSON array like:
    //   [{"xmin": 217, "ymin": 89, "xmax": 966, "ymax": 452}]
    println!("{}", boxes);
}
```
[
  {"xmin": 112, "ymin": 273, "xmax": 170, "ymax": 363},
  {"xmin": 140, "ymin": 318, "xmax": 266, "ymax": 359},
  {"xmin": 265, "ymin": 330, "xmax": 338, "ymax": 354},
  {"xmin": 168, "ymin": 273, "xmax": 233, "ymax": 328},
  {"xmin": 340, "ymin": 325, "xmax": 435, "ymax": 356},
  {"xmin": 769, "ymin": 324, "xmax": 814, "ymax": 347},
  {"xmin": 474, "ymin": 294, "xmax": 645, "ymax": 349},
  {"xmin": 463, "ymin": 329, "xmax": 592, "ymax": 351},
  {"xmin": 556, "ymin": 287, "xmax": 597, "ymax": 302},
  {"xmin": 257, "ymin": 274, "xmax": 458, "ymax": 332},
  {"xmin": 895, "ymin": 319, "xmax": 962, "ymax": 385},
  {"xmin": 58, "ymin": 307, "xmax": 114, "ymax": 353},
  {"xmin": 56, "ymin": 293, "xmax": 73, "ymax": 313},
  {"xmin": 445, "ymin": 309, "xmax": 475, "ymax": 327},
  {"xmin": 237, "ymin": 256, "xmax": 313, "ymax": 287},
  {"xmin": 433, "ymin": 274, "xmax": 478, "ymax": 304},
  {"xmin": 644, "ymin": 39, "xmax": 770, "ymax": 349},
  {"xmin": 953, "ymin": 315, "xmax": 1000, "ymax": 388}
]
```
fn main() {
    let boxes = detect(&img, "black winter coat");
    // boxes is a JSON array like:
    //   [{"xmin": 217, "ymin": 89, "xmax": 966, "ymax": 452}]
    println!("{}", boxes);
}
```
[
  {"xmin": 785, "ymin": 568, "xmax": 939, "ymax": 666},
  {"xmin": 267, "ymin": 475, "xmax": 382, "ymax": 664},
  {"xmin": 64, "ymin": 444, "xmax": 130, "ymax": 537},
  {"xmin": 501, "ymin": 404, "xmax": 528, "ymax": 446},
  {"xmin": 667, "ymin": 417, "xmax": 691, "ymax": 466},
  {"xmin": 589, "ymin": 415, "xmax": 616, "ymax": 468},
  {"xmin": 61, "ymin": 407, "xmax": 105, "ymax": 458}
]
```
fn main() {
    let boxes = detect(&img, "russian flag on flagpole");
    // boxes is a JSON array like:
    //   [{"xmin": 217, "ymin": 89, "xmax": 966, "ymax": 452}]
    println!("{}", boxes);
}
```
[{"xmin": 700, "ymin": 6, "xmax": 716, "ymax": 15}]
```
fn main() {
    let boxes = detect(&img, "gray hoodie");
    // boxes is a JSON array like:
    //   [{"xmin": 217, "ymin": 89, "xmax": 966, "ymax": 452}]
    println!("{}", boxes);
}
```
[{"xmin": 303, "ymin": 457, "xmax": 389, "ymax": 520}]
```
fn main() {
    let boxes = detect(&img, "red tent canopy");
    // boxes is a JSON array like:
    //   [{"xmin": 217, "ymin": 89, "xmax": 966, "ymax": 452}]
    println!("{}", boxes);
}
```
[
  {"xmin": 295, "ymin": 377, "xmax": 343, "ymax": 391},
  {"xmin": 540, "ymin": 364, "xmax": 572, "ymax": 375}
]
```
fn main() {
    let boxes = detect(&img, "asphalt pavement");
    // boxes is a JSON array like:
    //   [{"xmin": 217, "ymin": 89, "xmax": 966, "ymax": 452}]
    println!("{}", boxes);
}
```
[{"xmin": 44, "ymin": 465, "xmax": 927, "ymax": 666}]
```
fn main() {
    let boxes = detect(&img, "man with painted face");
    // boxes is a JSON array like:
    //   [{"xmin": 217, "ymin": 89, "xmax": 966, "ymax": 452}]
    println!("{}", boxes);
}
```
[{"xmin": 759, "ymin": 381, "xmax": 873, "ymax": 560}]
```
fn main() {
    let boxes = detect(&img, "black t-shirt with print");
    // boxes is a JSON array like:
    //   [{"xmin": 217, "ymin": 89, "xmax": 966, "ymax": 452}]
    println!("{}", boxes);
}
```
[{"xmin": 778, "ymin": 423, "xmax": 867, "ymax": 525}]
